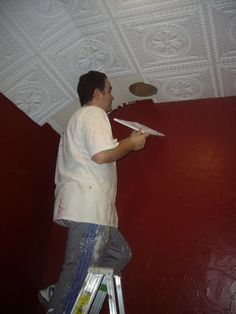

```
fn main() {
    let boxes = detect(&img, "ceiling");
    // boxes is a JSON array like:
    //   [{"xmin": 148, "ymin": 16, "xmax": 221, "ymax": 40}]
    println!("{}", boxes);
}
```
[{"xmin": 1, "ymin": 0, "xmax": 236, "ymax": 133}]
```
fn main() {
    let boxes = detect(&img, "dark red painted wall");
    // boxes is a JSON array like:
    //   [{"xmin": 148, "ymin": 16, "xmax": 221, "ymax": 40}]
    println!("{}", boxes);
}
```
[
  {"xmin": 0, "ymin": 93, "xmax": 60, "ymax": 313},
  {"xmin": 1, "ymin": 93, "xmax": 236, "ymax": 313},
  {"xmin": 109, "ymin": 97, "xmax": 236, "ymax": 314}
]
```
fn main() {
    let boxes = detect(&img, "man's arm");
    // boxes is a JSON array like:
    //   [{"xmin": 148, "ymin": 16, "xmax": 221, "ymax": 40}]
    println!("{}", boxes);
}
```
[{"xmin": 92, "ymin": 131, "xmax": 149, "ymax": 164}]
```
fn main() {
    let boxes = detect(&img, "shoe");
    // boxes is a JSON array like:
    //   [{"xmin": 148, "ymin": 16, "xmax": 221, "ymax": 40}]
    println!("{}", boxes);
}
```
[{"xmin": 38, "ymin": 284, "xmax": 55, "ymax": 308}]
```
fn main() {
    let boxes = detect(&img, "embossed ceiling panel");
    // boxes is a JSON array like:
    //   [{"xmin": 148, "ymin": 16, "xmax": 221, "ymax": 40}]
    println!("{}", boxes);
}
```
[{"xmin": 0, "ymin": 0, "xmax": 236, "ymax": 125}]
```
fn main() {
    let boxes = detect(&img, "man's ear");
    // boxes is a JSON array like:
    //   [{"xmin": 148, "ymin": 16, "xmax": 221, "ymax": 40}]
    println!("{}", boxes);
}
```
[{"xmin": 93, "ymin": 88, "xmax": 101, "ymax": 100}]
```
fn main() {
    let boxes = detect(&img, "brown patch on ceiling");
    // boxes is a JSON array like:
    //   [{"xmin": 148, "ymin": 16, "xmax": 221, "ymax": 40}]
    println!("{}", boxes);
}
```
[{"xmin": 129, "ymin": 82, "xmax": 158, "ymax": 97}]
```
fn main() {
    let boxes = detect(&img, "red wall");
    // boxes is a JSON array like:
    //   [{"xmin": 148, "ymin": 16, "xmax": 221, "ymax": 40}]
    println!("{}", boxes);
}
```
[
  {"xmin": 1, "ymin": 93, "xmax": 236, "ymax": 313},
  {"xmin": 0, "ymin": 93, "xmax": 60, "ymax": 313},
  {"xmin": 109, "ymin": 97, "xmax": 236, "ymax": 314}
]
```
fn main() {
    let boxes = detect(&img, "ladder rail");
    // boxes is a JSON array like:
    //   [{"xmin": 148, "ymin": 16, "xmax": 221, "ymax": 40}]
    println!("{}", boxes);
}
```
[
  {"xmin": 114, "ymin": 275, "xmax": 125, "ymax": 314},
  {"xmin": 106, "ymin": 273, "xmax": 117, "ymax": 314}
]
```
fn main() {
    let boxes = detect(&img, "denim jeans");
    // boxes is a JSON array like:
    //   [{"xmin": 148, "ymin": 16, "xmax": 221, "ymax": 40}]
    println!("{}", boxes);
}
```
[{"xmin": 47, "ymin": 222, "xmax": 131, "ymax": 313}]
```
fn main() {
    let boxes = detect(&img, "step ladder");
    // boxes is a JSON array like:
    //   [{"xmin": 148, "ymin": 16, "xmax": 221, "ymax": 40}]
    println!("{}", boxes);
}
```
[{"xmin": 70, "ymin": 267, "xmax": 125, "ymax": 314}]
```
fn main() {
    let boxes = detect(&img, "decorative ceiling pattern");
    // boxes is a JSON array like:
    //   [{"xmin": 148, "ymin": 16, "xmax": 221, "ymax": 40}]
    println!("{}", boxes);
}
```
[{"xmin": 0, "ymin": 0, "xmax": 236, "ymax": 125}]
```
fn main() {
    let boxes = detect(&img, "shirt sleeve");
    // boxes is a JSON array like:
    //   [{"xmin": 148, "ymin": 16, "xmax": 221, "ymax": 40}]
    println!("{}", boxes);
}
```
[{"xmin": 83, "ymin": 107, "xmax": 118, "ymax": 157}]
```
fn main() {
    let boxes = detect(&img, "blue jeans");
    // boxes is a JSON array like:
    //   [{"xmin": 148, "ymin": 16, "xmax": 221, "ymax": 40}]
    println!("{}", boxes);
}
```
[{"xmin": 47, "ymin": 222, "xmax": 132, "ymax": 313}]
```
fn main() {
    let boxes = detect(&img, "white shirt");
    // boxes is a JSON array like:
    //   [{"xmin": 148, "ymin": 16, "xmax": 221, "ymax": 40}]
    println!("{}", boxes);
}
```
[{"xmin": 53, "ymin": 105, "xmax": 119, "ymax": 227}]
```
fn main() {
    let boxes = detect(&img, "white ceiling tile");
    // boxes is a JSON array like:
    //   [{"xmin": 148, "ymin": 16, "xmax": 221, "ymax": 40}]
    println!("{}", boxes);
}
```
[
  {"xmin": 2, "ymin": 0, "xmax": 107, "ymax": 50},
  {"xmin": 117, "ymin": 4, "xmax": 212, "ymax": 72},
  {"xmin": 218, "ymin": 62, "xmax": 236, "ymax": 97},
  {"xmin": 104, "ymin": 0, "xmax": 198, "ymax": 17},
  {"xmin": 144, "ymin": 64, "xmax": 218, "ymax": 103},
  {"xmin": 207, "ymin": 0, "xmax": 236, "ymax": 62},
  {"xmin": 1, "ymin": 58, "xmax": 75, "ymax": 125},
  {"xmin": 44, "ymin": 21, "xmax": 137, "ymax": 91},
  {"xmin": 0, "ymin": 14, "xmax": 35, "ymax": 83}
]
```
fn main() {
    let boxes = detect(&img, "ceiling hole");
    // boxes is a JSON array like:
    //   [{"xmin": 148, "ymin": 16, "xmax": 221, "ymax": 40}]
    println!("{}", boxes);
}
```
[{"xmin": 129, "ymin": 82, "xmax": 158, "ymax": 97}]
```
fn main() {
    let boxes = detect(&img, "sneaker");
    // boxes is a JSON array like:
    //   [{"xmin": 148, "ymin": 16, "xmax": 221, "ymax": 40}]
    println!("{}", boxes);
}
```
[{"xmin": 38, "ymin": 284, "xmax": 55, "ymax": 308}]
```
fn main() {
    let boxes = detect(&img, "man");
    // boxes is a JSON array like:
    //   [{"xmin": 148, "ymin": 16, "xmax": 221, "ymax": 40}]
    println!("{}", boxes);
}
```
[{"xmin": 45, "ymin": 71, "xmax": 149, "ymax": 313}]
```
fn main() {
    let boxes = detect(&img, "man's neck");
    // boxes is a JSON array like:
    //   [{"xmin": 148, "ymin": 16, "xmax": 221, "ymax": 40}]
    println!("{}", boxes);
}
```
[{"xmin": 85, "ymin": 101, "xmax": 104, "ymax": 111}]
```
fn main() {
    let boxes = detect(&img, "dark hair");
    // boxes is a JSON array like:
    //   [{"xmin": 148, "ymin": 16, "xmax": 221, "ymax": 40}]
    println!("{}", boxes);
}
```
[{"xmin": 77, "ymin": 71, "xmax": 107, "ymax": 106}]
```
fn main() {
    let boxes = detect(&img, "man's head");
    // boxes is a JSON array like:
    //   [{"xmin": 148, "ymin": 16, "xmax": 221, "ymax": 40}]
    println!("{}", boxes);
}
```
[{"xmin": 77, "ymin": 71, "xmax": 114, "ymax": 112}]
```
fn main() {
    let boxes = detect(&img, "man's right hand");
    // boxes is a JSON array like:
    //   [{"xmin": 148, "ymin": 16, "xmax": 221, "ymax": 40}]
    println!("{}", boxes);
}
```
[{"xmin": 129, "ymin": 130, "xmax": 150, "ymax": 151}]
